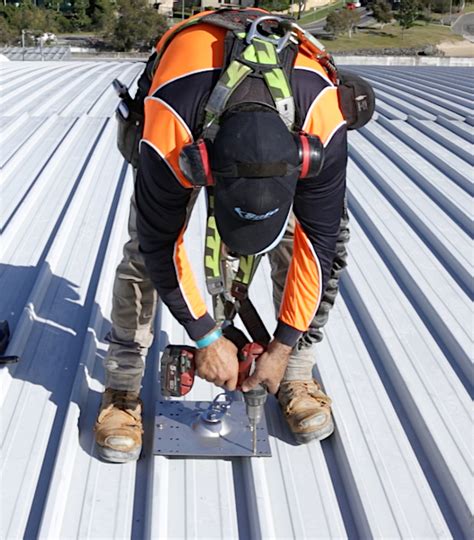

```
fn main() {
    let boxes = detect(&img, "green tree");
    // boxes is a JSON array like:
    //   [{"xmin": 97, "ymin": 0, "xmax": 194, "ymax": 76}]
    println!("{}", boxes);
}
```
[
  {"xmin": 345, "ymin": 9, "xmax": 361, "ymax": 37},
  {"xmin": 0, "ymin": 15, "xmax": 16, "ymax": 45},
  {"xmin": 324, "ymin": 9, "xmax": 360, "ymax": 37},
  {"xmin": 70, "ymin": 0, "xmax": 91, "ymax": 30},
  {"xmin": 324, "ymin": 10, "xmax": 347, "ymax": 34},
  {"xmin": 260, "ymin": 0, "xmax": 291, "ymax": 11},
  {"xmin": 87, "ymin": 0, "xmax": 115, "ymax": 32},
  {"xmin": 112, "ymin": 0, "xmax": 168, "ymax": 51},
  {"xmin": 1, "ymin": 2, "xmax": 59, "ymax": 40},
  {"xmin": 372, "ymin": 0, "xmax": 392, "ymax": 27},
  {"xmin": 396, "ymin": 0, "xmax": 419, "ymax": 33}
]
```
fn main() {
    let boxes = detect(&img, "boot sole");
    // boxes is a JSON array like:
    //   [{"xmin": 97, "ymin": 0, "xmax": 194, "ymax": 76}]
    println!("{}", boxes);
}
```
[
  {"xmin": 97, "ymin": 444, "xmax": 141, "ymax": 463},
  {"xmin": 293, "ymin": 419, "xmax": 335, "ymax": 444}
]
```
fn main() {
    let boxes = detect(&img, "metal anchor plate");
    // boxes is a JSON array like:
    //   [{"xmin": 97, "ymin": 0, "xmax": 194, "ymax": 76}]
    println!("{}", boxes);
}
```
[{"xmin": 154, "ymin": 397, "xmax": 272, "ymax": 457}]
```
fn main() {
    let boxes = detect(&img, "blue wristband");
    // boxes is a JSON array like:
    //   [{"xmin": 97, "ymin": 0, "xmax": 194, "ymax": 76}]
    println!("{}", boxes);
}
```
[{"xmin": 195, "ymin": 327, "xmax": 222, "ymax": 349}]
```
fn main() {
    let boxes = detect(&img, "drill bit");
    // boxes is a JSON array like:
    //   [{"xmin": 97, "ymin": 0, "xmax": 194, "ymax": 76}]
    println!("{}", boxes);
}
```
[{"xmin": 244, "ymin": 384, "xmax": 267, "ymax": 456}]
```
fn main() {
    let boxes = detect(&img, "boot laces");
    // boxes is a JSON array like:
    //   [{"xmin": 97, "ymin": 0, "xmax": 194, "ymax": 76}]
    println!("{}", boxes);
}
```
[
  {"xmin": 109, "ymin": 389, "xmax": 140, "ymax": 410},
  {"xmin": 101, "ymin": 389, "xmax": 142, "ymax": 424},
  {"xmin": 282, "ymin": 381, "xmax": 331, "ymax": 409}
]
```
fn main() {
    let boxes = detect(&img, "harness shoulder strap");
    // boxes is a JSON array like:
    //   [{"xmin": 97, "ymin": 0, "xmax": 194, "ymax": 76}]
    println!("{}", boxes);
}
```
[
  {"xmin": 204, "ymin": 188, "xmax": 225, "ymax": 296},
  {"xmin": 204, "ymin": 35, "xmax": 297, "ymax": 130},
  {"xmin": 204, "ymin": 187, "xmax": 262, "ymax": 300}
]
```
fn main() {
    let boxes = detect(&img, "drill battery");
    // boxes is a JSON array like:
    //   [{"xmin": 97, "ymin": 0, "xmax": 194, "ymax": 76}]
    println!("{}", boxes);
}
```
[
  {"xmin": 160, "ymin": 337, "xmax": 265, "ymax": 398},
  {"xmin": 160, "ymin": 345, "xmax": 196, "ymax": 397}
]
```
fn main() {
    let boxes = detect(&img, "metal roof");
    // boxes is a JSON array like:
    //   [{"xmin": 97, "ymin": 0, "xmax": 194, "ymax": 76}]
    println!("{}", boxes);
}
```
[
  {"xmin": 0, "ymin": 61, "xmax": 472, "ymax": 539},
  {"xmin": 0, "ymin": 47, "xmax": 72, "ymax": 62}
]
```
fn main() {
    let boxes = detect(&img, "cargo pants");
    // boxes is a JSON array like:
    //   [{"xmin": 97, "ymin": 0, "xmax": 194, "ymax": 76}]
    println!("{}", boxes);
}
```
[{"xmin": 104, "ymin": 192, "xmax": 349, "ymax": 393}]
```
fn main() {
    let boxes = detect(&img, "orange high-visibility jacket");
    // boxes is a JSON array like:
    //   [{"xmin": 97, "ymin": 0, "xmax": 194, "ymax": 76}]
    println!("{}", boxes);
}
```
[{"xmin": 135, "ymin": 11, "xmax": 347, "ymax": 346}]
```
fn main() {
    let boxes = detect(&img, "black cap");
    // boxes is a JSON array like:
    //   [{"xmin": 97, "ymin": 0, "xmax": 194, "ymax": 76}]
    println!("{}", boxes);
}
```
[{"xmin": 210, "ymin": 108, "xmax": 299, "ymax": 255}]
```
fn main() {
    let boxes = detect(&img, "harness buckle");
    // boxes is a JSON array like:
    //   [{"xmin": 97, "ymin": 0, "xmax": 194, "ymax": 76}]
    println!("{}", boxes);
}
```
[
  {"xmin": 231, "ymin": 281, "xmax": 248, "ymax": 302},
  {"xmin": 245, "ymin": 15, "xmax": 292, "ymax": 54}
]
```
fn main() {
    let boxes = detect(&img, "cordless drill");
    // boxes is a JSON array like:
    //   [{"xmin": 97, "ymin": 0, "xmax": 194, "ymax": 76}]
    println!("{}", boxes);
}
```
[{"xmin": 160, "ymin": 335, "xmax": 267, "ymax": 454}]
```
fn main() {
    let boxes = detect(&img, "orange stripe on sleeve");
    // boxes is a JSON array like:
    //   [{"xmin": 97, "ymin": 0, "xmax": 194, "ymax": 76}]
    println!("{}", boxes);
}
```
[
  {"xmin": 303, "ymin": 86, "xmax": 345, "ymax": 145},
  {"xmin": 279, "ymin": 221, "xmax": 322, "ymax": 332},
  {"xmin": 173, "ymin": 228, "xmax": 208, "ymax": 320},
  {"xmin": 151, "ymin": 24, "xmax": 226, "ymax": 94},
  {"xmin": 154, "ymin": 7, "xmax": 269, "ymax": 56},
  {"xmin": 143, "ymin": 98, "xmax": 193, "ymax": 188},
  {"xmin": 294, "ymin": 51, "xmax": 333, "ymax": 84}
]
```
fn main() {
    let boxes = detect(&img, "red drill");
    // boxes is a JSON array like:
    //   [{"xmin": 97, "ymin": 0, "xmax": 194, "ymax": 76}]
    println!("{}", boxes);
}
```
[
  {"xmin": 160, "ymin": 336, "xmax": 267, "ymax": 454},
  {"xmin": 160, "ymin": 341, "xmax": 264, "ymax": 396}
]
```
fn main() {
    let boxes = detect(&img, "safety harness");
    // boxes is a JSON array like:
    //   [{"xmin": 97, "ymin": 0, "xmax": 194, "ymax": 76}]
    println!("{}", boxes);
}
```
[
  {"xmin": 174, "ymin": 10, "xmax": 304, "ymax": 331},
  {"xmin": 115, "ymin": 8, "xmax": 375, "ymax": 340},
  {"xmin": 144, "ymin": 9, "xmax": 310, "ymax": 333},
  {"xmin": 141, "ymin": 9, "xmax": 342, "ymax": 131}
]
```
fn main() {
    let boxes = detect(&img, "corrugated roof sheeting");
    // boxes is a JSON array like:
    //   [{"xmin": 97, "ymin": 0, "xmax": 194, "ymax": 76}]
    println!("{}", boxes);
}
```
[
  {"xmin": 1, "ymin": 47, "xmax": 71, "ymax": 61},
  {"xmin": 0, "ymin": 62, "xmax": 472, "ymax": 539}
]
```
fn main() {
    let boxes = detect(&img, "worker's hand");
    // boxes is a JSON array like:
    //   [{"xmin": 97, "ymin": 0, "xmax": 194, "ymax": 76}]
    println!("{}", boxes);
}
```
[
  {"xmin": 195, "ymin": 336, "xmax": 239, "ymax": 391},
  {"xmin": 241, "ymin": 339, "xmax": 292, "ymax": 395}
]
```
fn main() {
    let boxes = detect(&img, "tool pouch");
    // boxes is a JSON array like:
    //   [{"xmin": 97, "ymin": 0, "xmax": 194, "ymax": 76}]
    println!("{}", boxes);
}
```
[
  {"xmin": 115, "ymin": 54, "xmax": 156, "ymax": 168},
  {"xmin": 337, "ymin": 69, "xmax": 375, "ymax": 130},
  {"xmin": 116, "ymin": 99, "xmax": 144, "ymax": 169}
]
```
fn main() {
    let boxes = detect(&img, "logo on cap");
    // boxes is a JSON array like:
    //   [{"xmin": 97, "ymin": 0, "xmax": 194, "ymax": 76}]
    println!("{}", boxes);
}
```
[{"xmin": 234, "ymin": 207, "xmax": 279, "ymax": 221}]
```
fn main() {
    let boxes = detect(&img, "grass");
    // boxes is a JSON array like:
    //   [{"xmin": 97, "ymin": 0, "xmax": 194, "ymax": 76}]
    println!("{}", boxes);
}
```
[
  {"xmin": 321, "ymin": 20, "xmax": 464, "ymax": 51},
  {"xmin": 298, "ymin": 1, "xmax": 345, "ymax": 24},
  {"xmin": 463, "ymin": 2, "xmax": 474, "ymax": 13}
]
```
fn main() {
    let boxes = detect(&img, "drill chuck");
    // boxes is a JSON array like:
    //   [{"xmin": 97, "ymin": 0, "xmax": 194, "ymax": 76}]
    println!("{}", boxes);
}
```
[{"xmin": 244, "ymin": 385, "xmax": 267, "ymax": 423}]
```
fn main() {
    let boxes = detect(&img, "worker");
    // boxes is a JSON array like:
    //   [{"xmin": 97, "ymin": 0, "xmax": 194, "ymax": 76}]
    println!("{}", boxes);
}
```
[{"xmin": 95, "ymin": 8, "xmax": 352, "ymax": 463}]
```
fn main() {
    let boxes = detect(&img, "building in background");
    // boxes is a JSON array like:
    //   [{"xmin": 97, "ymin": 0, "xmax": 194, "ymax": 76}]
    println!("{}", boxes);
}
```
[
  {"xmin": 192, "ymin": 0, "xmax": 253, "ymax": 8},
  {"xmin": 155, "ymin": 0, "xmax": 333, "ymax": 17}
]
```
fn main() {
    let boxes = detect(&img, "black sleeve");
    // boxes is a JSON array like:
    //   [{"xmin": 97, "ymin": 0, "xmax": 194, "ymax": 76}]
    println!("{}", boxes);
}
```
[
  {"xmin": 135, "ymin": 142, "xmax": 216, "ymax": 341},
  {"xmin": 294, "ymin": 126, "xmax": 348, "ymax": 290},
  {"xmin": 274, "ymin": 126, "xmax": 348, "ymax": 347}
]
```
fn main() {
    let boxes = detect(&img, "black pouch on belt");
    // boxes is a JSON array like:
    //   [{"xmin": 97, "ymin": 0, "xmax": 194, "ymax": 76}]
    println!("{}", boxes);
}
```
[
  {"xmin": 116, "ymin": 98, "xmax": 144, "ymax": 169},
  {"xmin": 115, "ymin": 53, "xmax": 155, "ymax": 168},
  {"xmin": 337, "ymin": 69, "xmax": 375, "ymax": 130}
]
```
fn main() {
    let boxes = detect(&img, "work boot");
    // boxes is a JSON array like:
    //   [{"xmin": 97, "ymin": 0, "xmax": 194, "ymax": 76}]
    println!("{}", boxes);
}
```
[
  {"xmin": 94, "ymin": 388, "xmax": 143, "ymax": 463},
  {"xmin": 278, "ymin": 379, "xmax": 334, "ymax": 443}
]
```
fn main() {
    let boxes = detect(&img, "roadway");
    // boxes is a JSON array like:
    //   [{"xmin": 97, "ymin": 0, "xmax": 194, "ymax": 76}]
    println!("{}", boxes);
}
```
[
  {"xmin": 302, "ymin": 7, "xmax": 374, "ymax": 35},
  {"xmin": 452, "ymin": 12, "xmax": 474, "ymax": 42}
]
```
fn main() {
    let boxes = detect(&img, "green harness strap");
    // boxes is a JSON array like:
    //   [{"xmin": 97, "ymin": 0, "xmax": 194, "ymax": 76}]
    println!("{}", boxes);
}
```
[
  {"xmin": 204, "ymin": 189, "xmax": 225, "ymax": 296},
  {"xmin": 204, "ymin": 189, "xmax": 262, "ymax": 320},
  {"xmin": 201, "ymin": 17, "xmax": 294, "ymax": 315},
  {"xmin": 243, "ymin": 37, "xmax": 295, "ymax": 128},
  {"xmin": 205, "ymin": 36, "xmax": 295, "ymax": 130},
  {"xmin": 234, "ymin": 253, "xmax": 261, "ymax": 293}
]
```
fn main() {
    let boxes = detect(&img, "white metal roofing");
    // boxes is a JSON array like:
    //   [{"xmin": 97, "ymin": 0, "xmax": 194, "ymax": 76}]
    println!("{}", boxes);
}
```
[
  {"xmin": 1, "ymin": 47, "xmax": 71, "ymax": 62},
  {"xmin": 0, "ymin": 61, "xmax": 472, "ymax": 539}
]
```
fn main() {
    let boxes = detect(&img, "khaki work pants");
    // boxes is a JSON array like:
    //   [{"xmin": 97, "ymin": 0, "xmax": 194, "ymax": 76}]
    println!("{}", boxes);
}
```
[{"xmin": 104, "ymin": 193, "xmax": 349, "ymax": 393}]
